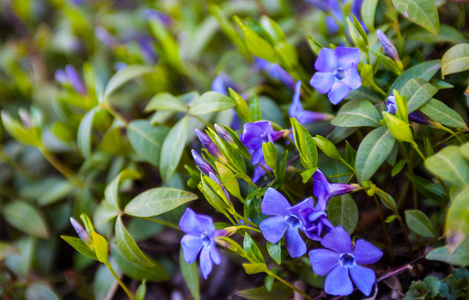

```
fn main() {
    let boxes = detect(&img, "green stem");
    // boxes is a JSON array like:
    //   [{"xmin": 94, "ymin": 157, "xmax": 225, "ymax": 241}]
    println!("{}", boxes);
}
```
[
  {"xmin": 411, "ymin": 142, "xmax": 426, "ymax": 161},
  {"xmin": 103, "ymin": 101, "xmax": 129, "ymax": 126},
  {"xmin": 40, "ymin": 149, "xmax": 82, "ymax": 188},
  {"xmin": 437, "ymin": 124, "xmax": 464, "ymax": 145},
  {"xmin": 234, "ymin": 225, "xmax": 261, "ymax": 234},
  {"xmin": 396, "ymin": 214, "xmax": 415, "ymax": 261},
  {"xmin": 137, "ymin": 216, "xmax": 181, "ymax": 231},
  {"xmin": 266, "ymin": 270, "xmax": 312, "ymax": 300},
  {"xmin": 105, "ymin": 263, "xmax": 135, "ymax": 300},
  {"xmin": 191, "ymin": 114, "xmax": 214, "ymax": 130},
  {"xmin": 234, "ymin": 212, "xmax": 259, "ymax": 228},
  {"xmin": 373, "ymin": 196, "xmax": 395, "ymax": 266}
]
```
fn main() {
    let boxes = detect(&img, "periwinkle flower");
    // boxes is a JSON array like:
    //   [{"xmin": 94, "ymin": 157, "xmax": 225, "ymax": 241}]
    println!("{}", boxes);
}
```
[
  {"xmin": 309, "ymin": 226, "xmax": 383, "ymax": 296},
  {"xmin": 136, "ymin": 36, "xmax": 157, "ymax": 63},
  {"xmin": 143, "ymin": 9, "xmax": 172, "ymax": 27},
  {"xmin": 95, "ymin": 26, "xmax": 117, "ymax": 47},
  {"xmin": 211, "ymin": 73, "xmax": 239, "ymax": 96},
  {"xmin": 376, "ymin": 30, "xmax": 400, "ymax": 62},
  {"xmin": 259, "ymin": 188, "xmax": 309, "ymax": 257},
  {"xmin": 70, "ymin": 217, "xmax": 91, "ymax": 245},
  {"xmin": 215, "ymin": 124, "xmax": 234, "ymax": 144},
  {"xmin": 310, "ymin": 47, "xmax": 362, "ymax": 105},
  {"xmin": 180, "ymin": 208, "xmax": 222, "ymax": 279},
  {"xmin": 191, "ymin": 150, "xmax": 216, "ymax": 175},
  {"xmin": 289, "ymin": 81, "xmax": 333, "ymax": 125},
  {"xmin": 195, "ymin": 129, "xmax": 225, "ymax": 162},
  {"xmin": 254, "ymin": 58, "xmax": 295, "ymax": 89},
  {"xmin": 240, "ymin": 121, "xmax": 284, "ymax": 165},
  {"xmin": 289, "ymin": 197, "xmax": 334, "ymax": 241},
  {"xmin": 313, "ymin": 169, "xmax": 360, "ymax": 210},
  {"xmin": 386, "ymin": 95, "xmax": 432, "ymax": 125},
  {"xmin": 56, "ymin": 65, "xmax": 87, "ymax": 95}
]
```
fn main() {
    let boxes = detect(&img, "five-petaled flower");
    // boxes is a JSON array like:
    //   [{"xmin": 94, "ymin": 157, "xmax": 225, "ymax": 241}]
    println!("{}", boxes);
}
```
[
  {"xmin": 386, "ymin": 95, "xmax": 432, "ymax": 125},
  {"xmin": 240, "ymin": 121, "xmax": 284, "ymax": 165},
  {"xmin": 310, "ymin": 46, "xmax": 362, "ymax": 105},
  {"xmin": 259, "ymin": 188, "xmax": 309, "ymax": 257},
  {"xmin": 180, "ymin": 208, "xmax": 222, "ymax": 279},
  {"xmin": 289, "ymin": 197, "xmax": 334, "ymax": 241},
  {"xmin": 309, "ymin": 226, "xmax": 383, "ymax": 296},
  {"xmin": 289, "ymin": 81, "xmax": 333, "ymax": 125},
  {"xmin": 313, "ymin": 169, "xmax": 361, "ymax": 210}
]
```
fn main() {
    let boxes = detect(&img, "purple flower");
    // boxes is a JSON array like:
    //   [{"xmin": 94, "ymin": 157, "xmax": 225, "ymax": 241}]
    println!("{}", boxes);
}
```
[
  {"xmin": 143, "ymin": 9, "xmax": 172, "ymax": 27},
  {"xmin": 313, "ymin": 170, "xmax": 360, "ymax": 210},
  {"xmin": 386, "ymin": 95, "xmax": 432, "ymax": 125},
  {"xmin": 95, "ymin": 26, "xmax": 117, "ymax": 47},
  {"xmin": 56, "ymin": 65, "xmax": 87, "ymax": 95},
  {"xmin": 310, "ymin": 47, "xmax": 362, "ymax": 104},
  {"xmin": 215, "ymin": 124, "xmax": 234, "ymax": 144},
  {"xmin": 211, "ymin": 73, "xmax": 239, "ymax": 96},
  {"xmin": 259, "ymin": 188, "xmax": 308, "ymax": 257},
  {"xmin": 377, "ymin": 30, "xmax": 400, "ymax": 62},
  {"xmin": 309, "ymin": 226, "xmax": 382, "ymax": 296},
  {"xmin": 55, "ymin": 69, "xmax": 67, "ymax": 84},
  {"xmin": 191, "ymin": 150, "xmax": 216, "ymax": 175},
  {"xmin": 240, "ymin": 121, "xmax": 283, "ymax": 165},
  {"xmin": 255, "ymin": 58, "xmax": 295, "ymax": 89},
  {"xmin": 289, "ymin": 197, "xmax": 334, "ymax": 241},
  {"xmin": 195, "ymin": 129, "xmax": 225, "ymax": 162},
  {"xmin": 289, "ymin": 81, "xmax": 333, "ymax": 125},
  {"xmin": 70, "ymin": 217, "xmax": 91, "ymax": 245},
  {"xmin": 136, "ymin": 36, "xmax": 157, "ymax": 63},
  {"xmin": 180, "ymin": 208, "xmax": 222, "ymax": 279}
]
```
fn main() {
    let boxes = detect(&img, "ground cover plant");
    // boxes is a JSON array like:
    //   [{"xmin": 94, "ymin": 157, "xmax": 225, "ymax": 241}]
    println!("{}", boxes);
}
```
[{"xmin": 0, "ymin": 0, "xmax": 469, "ymax": 299}]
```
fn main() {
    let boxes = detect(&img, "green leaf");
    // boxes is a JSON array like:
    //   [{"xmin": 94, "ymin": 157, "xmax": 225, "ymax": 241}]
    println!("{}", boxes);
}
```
[
  {"xmin": 105, "ymin": 169, "xmax": 141, "ymax": 210},
  {"xmin": 426, "ymin": 239, "xmax": 469, "ymax": 267},
  {"xmin": 128, "ymin": 120, "xmax": 169, "ymax": 167},
  {"xmin": 389, "ymin": 60, "xmax": 441, "ymax": 95},
  {"xmin": 115, "ymin": 216, "xmax": 154, "ymax": 267},
  {"xmin": 401, "ymin": 78, "xmax": 438, "ymax": 113},
  {"xmin": 38, "ymin": 180, "xmax": 75, "ymax": 206},
  {"xmin": 356, "ymin": 126, "xmax": 396, "ymax": 184},
  {"xmin": 383, "ymin": 112, "xmax": 413, "ymax": 143},
  {"xmin": 104, "ymin": 65, "xmax": 154, "ymax": 99},
  {"xmin": 215, "ymin": 162, "xmax": 242, "ymax": 199},
  {"xmin": 1, "ymin": 111, "xmax": 40, "ymax": 146},
  {"xmin": 61, "ymin": 236, "xmax": 97, "ymax": 260},
  {"xmin": 189, "ymin": 91, "xmax": 235, "ymax": 115},
  {"xmin": 124, "ymin": 187, "xmax": 197, "ymax": 217},
  {"xmin": 441, "ymin": 43, "xmax": 469, "ymax": 77},
  {"xmin": 313, "ymin": 135, "xmax": 342, "ymax": 160},
  {"xmin": 274, "ymin": 151, "xmax": 288, "ymax": 184},
  {"xmin": 262, "ymin": 142, "xmax": 277, "ymax": 170},
  {"xmin": 242, "ymin": 263, "xmax": 267, "ymax": 274},
  {"xmin": 25, "ymin": 283, "xmax": 59, "ymax": 300},
  {"xmin": 361, "ymin": 0, "xmax": 379, "ymax": 31},
  {"xmin": 136, "ymin": 281, "xmax": 146, "ymax": 300},
  {"xmin": 331, "ymin": 99, "xmax": 381, "ymax": 127},
  {"xmin": 77, "ymin": 107, "xmax": 98, "ymax": 160},
  {"xmin": 93, "ymin": 200, "xmax": 119, "ymax": 227},
  {"xmin": 420, "ymin": 98, "xmax": 467, "ymax": 129},
  {"xmin": 407, "ymin": 24, "xmax": 468, "ymax": 44},
  {"xmin": 236, "ymin": 283, "xmax": 293, "ymax": 300},
  {"xmin": 392, "ymin": 159, "xmax": 406, "ymax": 177},
  {"xmin": 391, "ymin": 0, "xmax": 439, "ymax": 35},
  {"xmin": 92, "ymin": 232, "xmax": 109, "ymax": 263},
  {"xmin": 327, "ymin": 195, "xmax": 359, "ymax": 235},
  {"xmin": 198, "ymin": 176, "xmax": 230, "ymax": 214},
  {"xmin": 386, "ymin": 215, "xmax": 398, "ymax": 223},
  {"xmin": 461, "ymin": 143, "xmax": 469, "ymax": 161},
  {"xmin": 425, "ymin": 146, "xmax": 469, "ymax": 187},
  {"xmin": 145, "ymin": 93, "xmax": 187, "ymax": 113},
  {"xmin": 3, "ymin": 201, "xmax": 49, "ymax": 239},
  {"xmin": 244, "ymin": 233, "xmax": 265, "ymax": 264},
  {"xmin": 301, "ymin": 168, "xmax": 318, "ymax": 184},
  {"xmin": 150, "ymin": 19, "xmax": 182, "ymax": 70},
  {"xmin": 112, "ymin": 245, "xmax": 169, "ymax": 282},
  {"xmin": 291, "ymin": 118, "xmax": 317, "ymax": 170},
  {"xmin": 405, "ymin": 210, "xmax": 436, "ymax": 238},
  {"xmin": 160, "ymin": 116, "xmax": 189, "ymax": 183},
  {"xmin": 267, "ymin": 241, "xmax": 281, "ymax": 265},
  {"xmin": 179, "ymin": 248, "xmax": 200, "ymax": 300},
  {"xmin": 446, "ymin": 190, "xmax": 469, "ymax": 252},
  {"xmin": 249, "ymin": 94, "xmax": 262, "ymax": 122},
  {"xmin": 234, "ymin": 16, "xmax": 276, "ymax": 63}
]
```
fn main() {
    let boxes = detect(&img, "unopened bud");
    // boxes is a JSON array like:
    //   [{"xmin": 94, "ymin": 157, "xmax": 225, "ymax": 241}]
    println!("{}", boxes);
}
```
[
  {"xmin": 215, "ymin": 124, "xmax": 234, "ymax": 144},
  {"xmin": 65, "ymin": 65, "xmax": 87, "ymax": 95},
  {"xmin": 377, "ymin": 30, "xmax": 400, "ymax": 62},
  {"xmin": 191, "ymin": 149, "xmax": 216, "ymax": 175},
  {"xmin": 195, "ymin": 129, "xmax": 225, "ymax": 162},
  {"xmin": 70, "ymin": 217, "xmax": 92, "ymax": 245}
]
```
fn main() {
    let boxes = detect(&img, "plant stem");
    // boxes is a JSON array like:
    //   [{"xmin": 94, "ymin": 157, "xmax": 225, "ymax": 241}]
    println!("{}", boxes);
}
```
[
  {"xmin": 411, "ymin": 142, "xmax": 426, "ymax": 161},
  {"xmin": 396, "ymin": 214, "xmax": 415, "ymax": 261},
  {"xmin": 137, "ymin": 216, "xmax": 181, "ymax": 231},
  {"xmin": 103, "ymin": 101, "xmax": 129, "ymax": 126},
  {"xmin": 234, "ymin": 225, "xmax": 261, "ymax": 234},
  {"xmin": 191, "ymin": 114, "xmax": 214, "ymax": 130},
  {"xmin": 105, "ymin": 263, "xmax": 135, "ymax": 300},
  {"xmin": 40, "ymin": 149, "xmax": 82, "ymax": 188},
  {"xmin": 437, "ymin": 125, "xmax": 464, "ymax": 144},
  {"xmin": 234, "ymin": 212, "xmax": 259, "ymax": 228},
  {"xmin": 266, "ymin": 269, "xmax": 312, "ymax": 300},
  {"xmin": 373, "ymin": 196, "xmax": 395, "ymax": 266}
]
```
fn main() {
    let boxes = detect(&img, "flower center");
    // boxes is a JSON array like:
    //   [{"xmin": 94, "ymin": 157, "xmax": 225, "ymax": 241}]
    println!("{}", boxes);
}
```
[
  {"xmin": 334, "ymin": 67, "xmax": 346, "ymax": 81},
  {"xmin": 201, "ymin": 234, "xmax": 211, "ymax": 246},
  {"xmin": 286, "ymin": 215, "xmax": 301, "ymax": 229},
  {"xmin": 339, "ymin": 253, "xmax": 356, "ymax": 268},
  {"xmin": 260, "ymin": 132, "xmax": 269, "ymax": 143}
]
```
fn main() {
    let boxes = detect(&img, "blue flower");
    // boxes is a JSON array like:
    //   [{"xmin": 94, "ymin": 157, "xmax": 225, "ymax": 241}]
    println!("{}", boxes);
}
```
[
  {"xmin": 240, "ymin": 121, "xmax": 283, "ymax": 165},
  {"xmin": 255, "ymin": 58, "xmax": 295, "ymax": 89},
  {"xmin": 259, "ymin": 188, "xmax": 309, "ymax": 257},
  {"xmin": 377, "ymin": 30, "xmax": 400, "ymax": 62},
  {"xmin": 211, "ymin": 73, "xmax": 239, "ymax": 96},
  {"xmin": 313, "ymin": 169, "xmax": 360, "ymax": 210},
  {"xmin": 386, "ymin": 95, "xmax": 432, "ymax": 125},
  {"xmin": 309, "ymin": 226, "xmax": 383, "ymax": 296},
  {"xmin": 310, "ymin": 46, "xmax": 362, "ymax": 104},
  {"xmin": 289, "ymin": 81, "xmax": 333, "ymax": 125},
  {"xmin": 180, "ymin": 208, "xmax": 222, "ymax": 279},
  {"xmin": 289, "ymin": 197, "xmax": 334, "ymax": 241},
  {"xmin": 56, "ymin": 65, "xmax": 87, "ymax": 95}
]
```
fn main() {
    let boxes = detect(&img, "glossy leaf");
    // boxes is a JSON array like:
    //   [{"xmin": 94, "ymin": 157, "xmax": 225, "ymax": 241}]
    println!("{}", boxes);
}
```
[
  {"xmin": 25, "ymin": 283, "xmax": 59, "ymax": 300},
  {"xmin": 388, "ymin": 60, "xmax": 441, "ymax": 95},
  {"xmin": 115, "ymin": 216, "xmax": 154, "ymax": 267},
  {"xmin": 189, "ymin": 91, "xmax": 235, "ymax": 115},
  {"xmin": 77, "ymin": 107, "xmax": 98, "ymax": 160},
  {"xmin": 426, "ymin": 239, "xmax": 469, "ymax": 267},
  {"xmin": 331, "ymin": 99, "xmax": 381, "ymax": 127},
  {"xmin": 180, "ymin": 248, "xmax": 201, "ymax": 300},
  {"xmin": 361, "ymin": 0, "xmax": 379, "ymax": 31},
  {"xmin": 104, "ymin": 65, "xmax": 154, "ymax": 99},
  {"xmin": 3, "ymin": 201, "xmax": 49, "ymax": 239},
  {"xmin": 426, "ymin": 146, "xmax": 469, "ymax": 187},
  {"xmin": 1, "ymin": 111, "xmax": 40, "ymax": 146},
  {"xmin": 292, "ymin": 118, "xmax": 317, "ymax": 170},
  {"xmin": 392, "ymin": 0, "xmax": 439, "ymax": 35},
  {"xmin": 236, "ymin": 283, "xmax": 293, "ymax": 300},
  {"xmin": 92, "ymin": 232, "xmax": 108, "ymax": 263},
  {"xmin": 242, "ymin": 263, "xmax": 267, "ymax": 274},
  {"xmin": 441, "ymin": 43, "xmax": 469, "ymax": 77},
  {"xmin": 61, "ymin": 236, "xmax": 97, "ymax": 260},
  {"xmin": 244, "ymin": 233, "xmax": 265, "ymax": 264},
  {"xmin": 234, "ymin": 16, "xmax": 276, "ymax": 63},
  {"xmin": 420, "ymin": 98, "xmax": 467, "ymax": 129},
  {"xmin": 160, "ymin": 116, "xmax": 189, "ymax": 183},
  {"xmin": 446, "ymin": 190, "xmax": 469, "ymax": 252},
  {"xmin": 127, "ymin": 120, "xmax": 169, "ymax": 167},
  {"xmin": 327, "ymin": 195, "xmax": 359, "ymax": 235},
  {"xmin": 145, "ymin": 92, "xmax": 187, "ymax": 113},
  {"xmin": 405, "ymin": 210, "xmax": 436, "ymax": 238},
  {"xmin": 267, "ymin": 241, "xmax": 281, "ymax": 265},
  {"xmin": 401, "ymin": 78, "xmax": 438, "ymax": 113},
  {"xmin": 105, "ymin": 169, "xmax": 140, "ymax": 210}
]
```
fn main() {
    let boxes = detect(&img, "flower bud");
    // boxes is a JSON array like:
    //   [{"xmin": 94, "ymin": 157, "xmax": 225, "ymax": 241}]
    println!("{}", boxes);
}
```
[
  {"xmin": 377, "ymin": 30, "xmax": 400, "ymax": 62},
  {"xmin": 70, "ymin": 217, "xmax": 91, "ymax": 245},
  {"xmin": 195, "ymin": 129, "xmax": 225, "ymax": 161},
  {"xmin": 95, "ymin": 26, "xmax": 117, "ymax": 47},
  {"xmin": 191, "ymin": 149, "xmax": 216, "ymax": 175},
  {"xmin": 214, "ymin": 124, "xmax": 234, "ymax": 144},
  {"xmin": 65, "ymin": 65, "xmax": 87, "ymax": 95}
]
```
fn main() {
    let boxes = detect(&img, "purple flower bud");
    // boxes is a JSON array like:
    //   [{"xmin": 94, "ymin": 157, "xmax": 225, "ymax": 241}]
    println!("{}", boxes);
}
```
[
  {"xmin": 209, "ymin": 172, "xmax": 230, "ymax": 202},
  {"xmin": 95, "ymin": 26, "xmax": 117, "ymax": 47},
  {"xmin": 386, "ymin": 95, "xmax": 432, "ymax": 125},
  {"xmin": 114, "ymin": 62, "xmax": 128, "ymax": 71},
  {"xmin": 377, "ymin": 30, "xmax": 400, "ymax": 61},
  {"xmin": 55, "ymin": 69, "xmax": 67, "ymax": 84},
  {"xmin": 136, "ymin": 36, "xmax": 157, "ymax": 63},
  {"xmin": 65, "ymin": 65, "xmax": 87, "ymax": 95},
  {"xmin": 195, "ymin": 129, "xmax": 224, "ymax": 161},
  {"xmin": 191, "ymin": 150, "xmax": 216, "ymax": 175},
  {"xmin": 215, "ymin": 124, "xmax": 234, "ymax": 144},
  {"xmin": 313, "ymin": 169, "xmax": 361, "ymax": 210},
  {"xmin": 70, "ymin": 217, "xmax": 91, "ymax": 245},
  {"xmin": 254, "ymin": 58, "xmax": 295, "ymax": 89},
  {"xmin": 143, "ymin": 9, "xmax": 172, "ymax": 27},
  {"xmin": 211, "ymin": 73, "xmax": 239, "ymax": 95}
]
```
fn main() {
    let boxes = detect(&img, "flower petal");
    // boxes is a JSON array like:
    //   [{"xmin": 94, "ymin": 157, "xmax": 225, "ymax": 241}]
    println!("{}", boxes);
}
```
[
  {"xmin": 309, "ymin": 249, "xmax": 340, "ymax": 276},
  {"xmin": 259, "ymin": 216, "xmax": 289, "ymax": 243},
  {"xmin": 310, "ymin": 72, "xmax": 335, "ymax": 94},
  {"xmin": 285, "ymin": 227, "xmax": 307, "ymax": 258},
  {"xmin": 299, "ymin": 111, "xmax": 331, "ymax": 124},
  {"xmin": 261, "ymin": 188, "xmax": 291, "ymax": 216},
  {"xmin": 325, "ymin": 265, "xmax": 353, "ymax": 296},
  {"xmin": 179, "ymin": 208, "xmax": 202, "ymax": 235},
  {"xmin": 315, "ymin": 48, "xmax": 339, "ymax": 72},
  {"xmin": 328, "ymin": 81, "xmax": 350, "ymax": 105},
  {"xmin": 313, "ymin": 169, "xmax": 331, "ymax": 203},
  {"xmin": 199, "ymin": 246, "xmax": 213, "ymax": 279},
  {"xmin": 353, "ymin": 239, "xmax": 383, "ymax": 265},
  {"xmin": 350, "ymin": 265, "xmax": 376, "ymax": 296},
  {"xmin": 289, "ymin": 81, "xmax": 303, "ymax": 119},
  {"xmin": 321, "ymin": 226, "xmax": 352, "ymax": 253},
  {"xmin": 335, "ymin": 47, "xmax": 360, "ymax": 70},
  {"xmin": 209, "ymin": 241, "xmax": 222, "ymax": 265},
  {"xmin": 342, "ymin": 67, "xmax": 362, "ymax": 90},
  {"xmin": 181, "ymin": 235, "xmax": 204, "ymax": 264}
]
